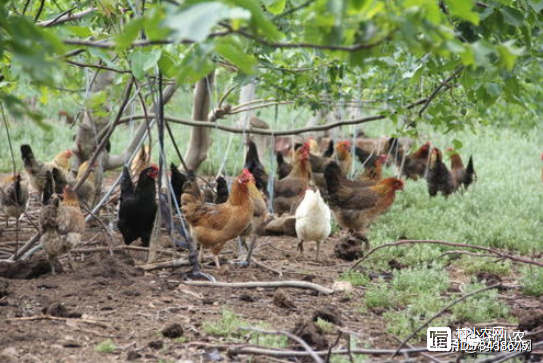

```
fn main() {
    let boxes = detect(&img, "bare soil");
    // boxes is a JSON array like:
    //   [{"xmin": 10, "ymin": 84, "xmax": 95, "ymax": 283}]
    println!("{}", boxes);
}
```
[{"xmin": 0, "ymin": 181, "xmax": 541, "ymax": 362}]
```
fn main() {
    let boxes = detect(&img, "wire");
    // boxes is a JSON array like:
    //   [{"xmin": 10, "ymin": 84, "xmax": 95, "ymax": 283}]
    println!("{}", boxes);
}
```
[{"xmin": 1, "ymin": 104, "xmax": 16, "ymax": 176}]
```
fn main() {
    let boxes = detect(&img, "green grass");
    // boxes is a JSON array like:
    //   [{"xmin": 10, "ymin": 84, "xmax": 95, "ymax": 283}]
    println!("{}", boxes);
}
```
[
  {"xmin": 521, "ymin": 267, "xmax": 543, "ymax": 297},
  {"xmin": 202, "ymin": 309, "xmax": 287, "ymax": 349},
  {"xmin": 95, "ymin": 339, "xmax": 116, "ymax": 354},
  {"xmin": 339, "ymin": 270, "xmax": 370, "ymax": 287}
]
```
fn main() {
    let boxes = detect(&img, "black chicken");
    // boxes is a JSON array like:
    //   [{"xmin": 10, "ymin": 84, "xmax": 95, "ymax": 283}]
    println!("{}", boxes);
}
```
[
  {"xmin": 118, "ymin": 165, "xmax": 158, "ymax": 247},
  {"xmin": 170, "ymin": 163, "xmax": 195, "ymax": 207},
  {"xmin": 322, "ymin": 139, "xmax": 334, "ymax": 158},
  {"xmin": 426, "ymin": 148, "xmax": 454, "ymax": 197},
  {"xmin": 214, "ymin": 176, "xmax": 229, "ymax": 204},
  {"xmin": 276, "ymin": 152, "xmax": 292, "ymax": 180},
  {"xmin": 244, "ymin": 141, "xmax": 268, "ymax": 195}
]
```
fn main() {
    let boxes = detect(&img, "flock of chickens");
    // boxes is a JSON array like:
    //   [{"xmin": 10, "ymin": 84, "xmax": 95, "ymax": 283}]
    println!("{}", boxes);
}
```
[{"xmin": 0, "ymin": 134, "xmax": 477, "ymax": 274}]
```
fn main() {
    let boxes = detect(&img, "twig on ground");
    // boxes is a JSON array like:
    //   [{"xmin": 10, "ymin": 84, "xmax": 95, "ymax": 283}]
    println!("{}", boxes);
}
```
[
  {"xmin": 182, "ymin": 280, "xmax": 334, "ymax": 295},
  {"xmin": 4, "ymin": 315, "xmax": 111, "ymax": 329},
  {"xmin": 240, "ymin": 327, "xmax": 324, "ymax": 363},
  {"xmin": 186, "ymin": 341, "xmax": 429, "ymax": 357},
  {"xmin": 140, "ymin": 258, "xmax": 191, "ymax": 271},
  {"xmin": 250, "ymin": 258, "xmax": 283, "ymax": 276},
  {"xmin": 351, "ymin": 240, "xmax": 543, "ymax": 270}
]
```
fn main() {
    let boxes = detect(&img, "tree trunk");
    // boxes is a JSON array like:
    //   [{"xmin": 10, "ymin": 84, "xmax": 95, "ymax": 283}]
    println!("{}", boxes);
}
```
[
  {"xmin": 238, "ymin": 82, "xmax": 270, "ymax": 163},
  {"xmin": 184, "ymin": 72, "xmax": 215, "ymax": 171}
]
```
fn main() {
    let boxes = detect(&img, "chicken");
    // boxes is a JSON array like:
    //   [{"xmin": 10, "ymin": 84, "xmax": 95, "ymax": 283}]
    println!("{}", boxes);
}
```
[
  {"xmin": 322, "ymin": 139, "xmax": 334, "ymax": 158},
  {"xmin": 308, "ymin": 139, "xmax": 320, "ymax": 154},
  {"xmin": 245, "ymin": 140, "xmax": 269, "ymax": 195},
  {"xmin": 170, "ymin": 163, "xmax": 194, "ymax": 207},
  {"xmin": 118, "ymin": 165, "xmax": 158, "ymax": 247},
  {"xmin": 426, "ymin": 148, "xmax": 454, "ymax": 197},
  {"xmin": 75, "ymin": 161, "xmax": 97, "ymax": 207},
  {"xmin": 358, "ymin": 155, "xmax": 387, "ymax": 184},
  {"xmin": 0, "ymin": 174, "xmax": 28, "ymax": 225},
  {"xmin": 20, "ymin": 145, "xmax": 73, "ymax": 195},
  {"xmin": 273, "ymin": 143, "xmax": 311, "ymax": 215},
  {"xmin": 0, "ymin": 173, "xmax": 29, "ymax": 254},
  {"xmin": 181, "ymin": 169, "xmax": 254, "ymax": 268},
  {"xmin": 400, "ymin": 142, "xmax": 432, "ymax": 181},
  {"xmin": 276, "ymin": 152, "xmax": 292, "ymax": 180},
  {"xmin": 335, "ymin": 141, "xmax": 353, "ymax": 175},
  {"xmin": 447, "ymin": 148, "xmax": 476, "ymax": 192},
  {"xmin": 295, "ymin": 189, "xmax": 331, "ymax": 261},
  {"xmin": 131, "ymin": 145, "xmax": 151, "ymax": 178},
  {"xmin": 325, "ymin": 162, "xmax": 404, "ymax": 241},
  {"xmin": 239, "ymin": 178, "xmax": 269, "ymax": 265},
  {"xmin": 40, "ymin": 180, "xmax": 86, "ymax": 275}
]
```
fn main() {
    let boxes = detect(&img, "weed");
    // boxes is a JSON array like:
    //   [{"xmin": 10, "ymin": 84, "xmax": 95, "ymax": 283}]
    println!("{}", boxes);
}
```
[
  {"xmin": 452, "ymin": 283, "xmax": 510, "ymax": 323},
  {"xmin": 521, "ymin": 267, "xmax": 543, "ymax": 297},
  {"xmin": 461, "ymin": 257, "xmax": 511, "ymax": 276},
  {"xmin": 340, "ymin": 270, "xmax": 370, "ymax": 287},
  {"xmin": 315, "ymin": 317, "xmax": 334, "ymax": 333},
  {"xmin": 95, "ymin": 339, "xmax": 116, "ymax": 354}
]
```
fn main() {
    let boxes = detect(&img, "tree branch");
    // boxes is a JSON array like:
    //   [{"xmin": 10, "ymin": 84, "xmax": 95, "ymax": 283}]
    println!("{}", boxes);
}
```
[
  {"xmin": 350, "ymin": 240, "xmax": 543, "ymax": 270},
  {"xmin": 39, "ymin": 7, "xmax": 96, "ymax": 27},
  {"xmin": 65, "ymin": 60, "xmax": 131, "ymax": 74},
  {"xmin": 73, "ymin": 78, "xmax": 135, "ymax": 192},
  {"xmin": 418, "ymin": 66, "xmax": 464, "ymax": 117}
]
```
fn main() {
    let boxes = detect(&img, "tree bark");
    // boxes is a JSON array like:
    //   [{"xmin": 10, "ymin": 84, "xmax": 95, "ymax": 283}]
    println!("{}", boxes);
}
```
[{"xmin": 183, "ymin": 72, "xmax": 215, "ymax": 171}]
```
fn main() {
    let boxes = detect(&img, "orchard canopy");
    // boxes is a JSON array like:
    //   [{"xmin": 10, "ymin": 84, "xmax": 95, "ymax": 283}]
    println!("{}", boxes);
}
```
[{"xmin": 0, "ymin": 0, "xmax": 541, "ymax": 140}]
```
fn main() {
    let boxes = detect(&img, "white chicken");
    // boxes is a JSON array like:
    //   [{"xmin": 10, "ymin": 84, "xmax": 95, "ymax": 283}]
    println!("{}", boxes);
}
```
[{"xmin": 295, "ymin": 189, "xmax": 331, "ymax": 261}]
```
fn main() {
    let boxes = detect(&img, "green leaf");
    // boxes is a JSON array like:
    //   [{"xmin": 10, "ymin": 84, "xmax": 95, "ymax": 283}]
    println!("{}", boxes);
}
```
[
  {"xmin": 528, "ymin": 0, "xmax": 543, "ymax": 12},
  {"xmin": 497, "ymin": 41, "xmax": 523, "ymax": 71},
  {"xmin": 114, "ymin": 17, "xmax": 144, "ymax": 51},
  {"xmin": 158, "ymin": 51, "xmax": 178, "ymax": 78},
  {"xmin": 452, "ymin": 139, "xmax": 463, "ymax": 150},
  {"xmin": 226, "ymin": 0, "xmax": 282, "ymax": 40},
  {"xmin": 166, "ymin": 2, "xmax": 250, "ymax": 42},
  {"xmin": 177, "ymin": 44, "xmax": 216, "ymax": 84},
  {"xmin": 444, "ymin": 0, "xmax": 479, "ymax": 24},
  {"xmin": 215, "ymin": 38, "xmax": 257, "ymax": 74},
  {"xmin": 501, "ymin": 7, "xmax": 524, "ymax": 27},
  {"xmin": 66, "ymin": 25, "xmax": 91, "ymax": 37},
  {"xmin": 129, "ymin": 49, "xmax": 162, "ymax": 80},
  {"xmin": 263, "ymin": 0, "xmax": 286, "ymax": 14}
]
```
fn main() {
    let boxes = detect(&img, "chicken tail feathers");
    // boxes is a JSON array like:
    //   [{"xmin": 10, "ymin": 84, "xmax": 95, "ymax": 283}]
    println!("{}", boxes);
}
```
[
  {"xmin": 245, "ymin": 141, "xmax": 261, "ymax": 167},
  {"xmin": 52, "ymin": 167, "xmax": 67, "ymax": 194},
  {"xmin": 120, "ymin": 166, "xmax": 134, "ymax": 197},
  {"xmin": 20, "ymin": 144, "xmax": 35, "ymax": 169},
  {"xmin": 355, "ymin": 147, "xmax": 372, "ymax": 164},
  {"xmin": 322, "ymin": 140, "xmax": 334, "ymax": 158},
  {"xmin": 170, "ymin": 163, "xmax": 188, "ymax": 205},
  {"xmin": 324, "ymin": 162, "xmax": 343, "ymax": 197},
  {"xmin": 42, "ymin": 170, "xmax": 54, "ymax": 205},
  {"xmin": 215, "ymin": 176, "xmax": 229, "ymax": 204},
  {"xmin": 464, "ymin": 155, "xmax": 476, "ymax": 186},
  {"xmin": 276, "ymin": 152, "xmax": 285, "ymax": 166}
]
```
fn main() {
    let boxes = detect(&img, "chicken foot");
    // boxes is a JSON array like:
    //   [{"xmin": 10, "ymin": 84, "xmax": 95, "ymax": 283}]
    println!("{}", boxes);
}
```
[{"xmin": 232, "ymin": 235, "xmax": 258, "ymax": 268}]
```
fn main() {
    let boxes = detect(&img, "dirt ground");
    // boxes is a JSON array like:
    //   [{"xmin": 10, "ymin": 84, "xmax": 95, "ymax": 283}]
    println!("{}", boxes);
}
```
[{"xmin": 0, "ymin": 184, "xmax": 542, "ymax": 362}]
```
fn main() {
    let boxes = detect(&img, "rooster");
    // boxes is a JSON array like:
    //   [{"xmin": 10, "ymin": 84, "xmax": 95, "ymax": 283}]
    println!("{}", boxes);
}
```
[
  {"xmin": 181, "ymin": 169, "xmax": 254, "ymax": 268},
  {"xmin": 244, "ymin": 141, "xmax": 268, "ymax": 195},
  {"xmin": 20, "ymin": 145, "xmax": 73, "ymax": 195},
  {"xmin": 400, "ymin": 142, "xmax": 432, "ymax": 181},
  {"xmin": 295, "ymin": 189, "xmax": 331, "ymax": 261},
  {"xmin": 447, "ymin": 148, "xmax": 476, "ymax": 192},
  {"xmin": 273, "ymin": 143, "xmax": 311, "ymax": 215},
  {"xmin": 325, "ymin": 162, "xmax": 404, "ymax": 243},
  {"xmin": 40, "ymin": 178, "xmax": 85, "ymax": 275},
  {"xmin": 0, "ymin": 174, "xmax": 29, "ymax": 254},
  {"xmin": 118, "ymin": 165, "xmax": 159, "ymax": 247},
  {"xmin": 426, "ymin": 148, "xmax": 454, "ymax": 197},
  {"xmin": 276, "ymin": 152, "xmax": 292, "ymax": 180}
]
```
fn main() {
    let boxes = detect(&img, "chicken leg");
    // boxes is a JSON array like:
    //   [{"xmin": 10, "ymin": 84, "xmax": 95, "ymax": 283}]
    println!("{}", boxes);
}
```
[{"xmin": 297, "ymin": 239, "xmax": 305, "ymax": 255}]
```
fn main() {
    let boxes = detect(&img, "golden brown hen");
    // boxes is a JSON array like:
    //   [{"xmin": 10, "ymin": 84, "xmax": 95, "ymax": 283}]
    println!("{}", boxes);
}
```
[{"xmin": 181, "ymin": 169, "xmax": 254, "ymax": 268}]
